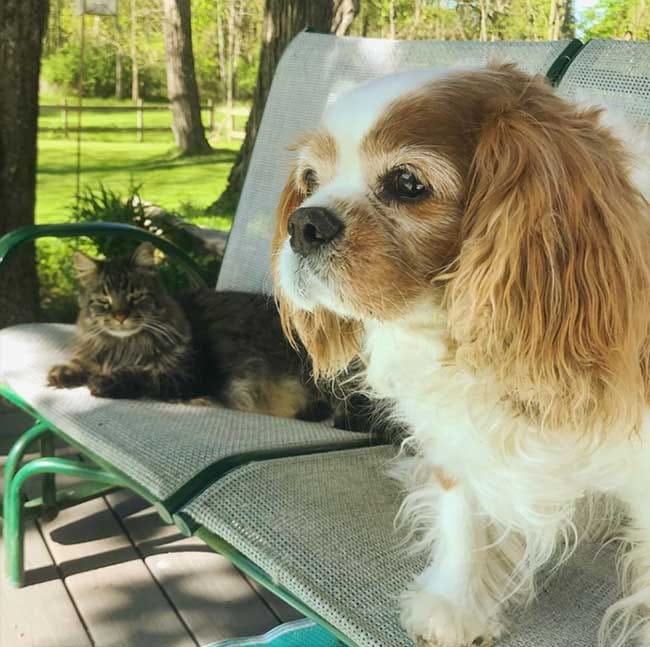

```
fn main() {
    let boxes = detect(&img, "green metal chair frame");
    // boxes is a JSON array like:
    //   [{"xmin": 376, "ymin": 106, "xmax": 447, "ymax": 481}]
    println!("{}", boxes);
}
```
[{"xmin": 0, "ymin": 222, "xmax": 210, "ymax": 585}]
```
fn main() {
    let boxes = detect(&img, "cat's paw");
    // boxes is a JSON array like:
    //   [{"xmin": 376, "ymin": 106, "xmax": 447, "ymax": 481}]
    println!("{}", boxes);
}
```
[
  {"xmin": 400, "ymin": 588, "xmax": 502, "ymax": 647},
  {"xmin": 47, "ymin": 364, "xmax": 88, "ymax": 389},
  {"xmin": 88, "ymin": 374, "xmax": 130, "ymax": 399}
]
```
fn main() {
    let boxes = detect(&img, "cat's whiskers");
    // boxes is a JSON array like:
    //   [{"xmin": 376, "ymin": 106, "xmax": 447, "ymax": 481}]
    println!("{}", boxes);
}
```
[{"xmin": 142, "ymin": 321, "xmax": 178, "ymax": 346}]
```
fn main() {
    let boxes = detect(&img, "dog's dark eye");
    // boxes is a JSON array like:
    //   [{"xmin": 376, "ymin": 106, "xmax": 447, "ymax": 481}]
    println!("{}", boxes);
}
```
[
  {"xmin": 302, "ymin": 168, "xmax": 319, "ymax": 196},
  {"xmin": 383, "ymin": 167, "xmax": 429, "ymax": 202}
]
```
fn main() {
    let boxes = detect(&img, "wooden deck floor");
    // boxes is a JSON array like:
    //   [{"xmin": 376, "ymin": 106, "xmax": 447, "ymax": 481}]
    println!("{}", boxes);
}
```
[{"xmin": 0, "ymin": 405, "xmax": 301, "ymax": 647}]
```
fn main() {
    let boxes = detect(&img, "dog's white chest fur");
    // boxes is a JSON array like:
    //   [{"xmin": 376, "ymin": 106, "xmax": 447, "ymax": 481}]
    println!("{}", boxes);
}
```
[
  {"xmin": 362, "ymin": 311, "xmax": 649, "ymax": 646},
  {"xmin": 363, "ymin": 311, "xmax": 633, "ymax": 522}
]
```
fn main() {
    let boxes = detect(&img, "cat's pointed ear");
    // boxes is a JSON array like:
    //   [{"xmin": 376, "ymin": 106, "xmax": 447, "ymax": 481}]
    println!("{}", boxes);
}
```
[
  {"xmin": 130, "ymin": 243, "xmax": 157, "ymax": 270},
  {"xmin": 73, "ymin": 251, "xmax": 99, "ymax": 284}
]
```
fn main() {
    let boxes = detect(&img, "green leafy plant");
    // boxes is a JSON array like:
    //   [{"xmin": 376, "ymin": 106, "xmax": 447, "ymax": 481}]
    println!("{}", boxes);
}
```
[{"xmin": 71, "ymin": 184, "xmax": 147, "ymax": 258}]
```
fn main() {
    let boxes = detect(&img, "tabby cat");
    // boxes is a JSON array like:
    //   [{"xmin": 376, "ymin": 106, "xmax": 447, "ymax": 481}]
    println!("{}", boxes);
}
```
[{"xmin": 47, "ymin": 243, "xmax": 334, "ymax": 422}]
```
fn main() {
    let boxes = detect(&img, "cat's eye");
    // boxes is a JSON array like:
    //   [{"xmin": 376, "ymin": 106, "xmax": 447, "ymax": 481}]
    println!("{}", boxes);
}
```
[
  {"xmin": 90, "ymin": 299, "xmax": 110, "ymax": 310},
  {"xmin": 381, "ymin": 167, "xmax": 430, "ymax": 203},
  {"xmin": 302, "ymin": 168, "xmax": 319, "ymax": 196},
  {"xmin": 130, "ymin": 293, "xmax": 152, "ymax": 305}
]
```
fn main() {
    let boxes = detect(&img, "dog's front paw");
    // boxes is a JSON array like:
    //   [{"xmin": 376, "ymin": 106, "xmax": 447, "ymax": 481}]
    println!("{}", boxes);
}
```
[{"xmin": 400, "ymin": 588, "xmax": 502, "ymax": 647}]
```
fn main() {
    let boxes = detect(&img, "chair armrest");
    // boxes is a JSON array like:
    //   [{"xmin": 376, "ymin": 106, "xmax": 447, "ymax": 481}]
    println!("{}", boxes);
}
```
[{"xmin": 0, "ymin": 222, "xmax": 210, "ymax": 288}]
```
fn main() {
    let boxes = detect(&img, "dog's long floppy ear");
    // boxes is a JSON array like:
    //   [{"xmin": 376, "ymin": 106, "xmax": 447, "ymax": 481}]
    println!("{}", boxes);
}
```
[
  {"xmin": 271, "ymin": 172, "xmax": 362, "ymax": 379},
  {"xmin": 447, "ymin": 68, "xmax": 650, "ymax": 435}
]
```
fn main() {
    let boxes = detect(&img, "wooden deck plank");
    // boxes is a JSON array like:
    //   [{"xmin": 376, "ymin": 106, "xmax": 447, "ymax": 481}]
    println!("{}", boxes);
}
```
[
  {"xmin": 245, "ymin": 578, "xmax": 303, "ymax": 624},
  {"xmin": 1, "ymin": 406, "xmax": 301, "ymax": 646},
  {"xmin": 0, "ymin": 522, "xmax": 93, "ymax": 647},
  {"xmin": 0, "ymin": 410, "xmax": 92, "ymax": 647},
  {"xmin": 36, "ymin": 495, "xmax": 196, "ymax": 647},
  {"xmin": 144, "ymin": 547, "xmax": 280, "ymax": 644},
  {"xmin": 106, "ymin": 491, "xmax": 304, "ymax": 624},
  {"xmin": 106, "ymin": 489, "xmax": 283, "ymax": 644},
  {"xmin": 37, "ymin": 497, "xmax": 134, "ymax": 578},
  {"xmin": 65, "ymin": 561, "xmax": 196, "ymax": 647}
]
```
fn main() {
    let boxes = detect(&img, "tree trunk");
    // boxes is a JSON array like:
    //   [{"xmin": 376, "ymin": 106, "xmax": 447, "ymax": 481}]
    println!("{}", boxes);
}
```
[
  {"xmin": 230, "ymin": 2, "xmax": 244, "ymax": 104},
  {"xmin": 130, "ymin": 0, "xmax": 140, "ymax": 102},
  {"xmin": 410, "ymin": 0, "xmax": 423, "ymax": 38},
  {"xmin": 207, "ymin": 0, "xmax": 359, "ymax": 214},
  {"xmin": 332, "ymin": 0, "xmax": 360, "ymax": 36},
  {"xmin": 480, "ymin": 0, "xmax": 490, "ymax": 41},
  {"xmin": 162, "ymin": 0, "xmax": 212, "ymax": 156},
  {"xmin": 115, "ymin": 48, "xmax": 124, "ymax": 99},
  {"xmin": 225, "ymin": 0, "xmax": 240, "ymax": 119},
  {"xmin": 115, "ymin": 16, "xmax": 125, "ymax": 100},
  {"xmin": 435, "ymin": 0, "xmax": 442, "ymax": 39},
  {"xmin": 216, "ymin": 0, "xmax": 227, "ymax": 100},
  {"xmin": 559, "ymin": 0, "xmax": 574, "ymax": 38},
  {"xmin": 548, "ymin": 0, "xmax": 558, "ymax": 39},
  {"xmin": 389, "ymin": 0, "xmax": 396, "ymax": 38},
  {"xmin": 548, "ymin": 0, "xmax": 570, "ymax": 39},
  {"xmin": 0, "ymin": 0, "xmax": 48, "ymax": 328},
  {"xmin": 360, "ymin": 1, "xmax": 370, "ymax": 36}
]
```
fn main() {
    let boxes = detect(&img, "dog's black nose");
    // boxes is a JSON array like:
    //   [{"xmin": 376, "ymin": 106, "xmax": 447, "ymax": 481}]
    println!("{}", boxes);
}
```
[{"xmin": 287, "ymin": 207, "xmax": 343, "ymax": 257}]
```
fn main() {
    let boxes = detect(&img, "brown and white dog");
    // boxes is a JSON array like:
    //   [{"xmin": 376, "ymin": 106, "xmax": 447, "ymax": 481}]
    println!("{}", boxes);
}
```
[{"xmin": 272, "ymin": 63, "xmax": 650, "ymax": 647}]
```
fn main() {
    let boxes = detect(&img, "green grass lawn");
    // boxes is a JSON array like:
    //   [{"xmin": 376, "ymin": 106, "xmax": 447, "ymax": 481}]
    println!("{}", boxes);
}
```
[
  {"xmin": 36, "ymin": 97, "xmax": 248, "ymax": 228},
  {"xmin": 37, "ymin": 138, "xmax": 239, "ymax": 227}
]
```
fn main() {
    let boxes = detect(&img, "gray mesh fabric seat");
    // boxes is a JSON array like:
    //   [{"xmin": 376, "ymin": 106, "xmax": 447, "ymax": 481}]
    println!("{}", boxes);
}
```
[
  {"xmin": 181, "ymin": 446, "xmax": 619, "ymax": 647},
  {"xmin": 557, "ymin": 39, "xmax": 650, "ymax": 121},
  {"xmin": 0, "ymin": 323, "xmax": 370, "ymax": 510}
]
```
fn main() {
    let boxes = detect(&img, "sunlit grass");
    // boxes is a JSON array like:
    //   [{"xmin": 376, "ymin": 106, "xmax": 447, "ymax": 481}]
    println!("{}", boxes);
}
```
[
  {"xmin": 37, "ymin": 137, "xmax": 241, "ymax": 228},
  {"xmin": 36, "ymin": 95, "xmax": 249, "ymax": 228}
]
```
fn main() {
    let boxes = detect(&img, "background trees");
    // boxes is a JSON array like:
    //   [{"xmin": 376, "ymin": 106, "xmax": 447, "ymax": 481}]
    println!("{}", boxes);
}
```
[
  {"xmin": 350, "ymin": 0, "xmax": 575, "ymax": 41},
  {"xmin": 0, "ymin": 0, "xmax": 49, "ymax": 328},
  {"xmin": 42, "ymin": 0, "xmax": 650, "ymax": 108},
  {"xmin": 583, "ymin": 0, "xmax": 649, "ymax": 39},
  {"xmin": 40, "ymin": 0, "xmax": 649, "ymax": 107},
  {"xmin": 208, "ymin": 0, "xmax": 361, "ymax": 214}
]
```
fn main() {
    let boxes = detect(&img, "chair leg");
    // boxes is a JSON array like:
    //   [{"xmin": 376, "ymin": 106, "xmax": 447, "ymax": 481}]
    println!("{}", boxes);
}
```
[
  {"xmin": 4, "ymin": 457, "xmax": 124, "ymax": 587},
  {"xmin": 2, "ymin": 421, "xmax": 51, "ymax": 524},
  {"xmin": 39, "ymin": 434, "xmax": 58, "ymax": 521}
]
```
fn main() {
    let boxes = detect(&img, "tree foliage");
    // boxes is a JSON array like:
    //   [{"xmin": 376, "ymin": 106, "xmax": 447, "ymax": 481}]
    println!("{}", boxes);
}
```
[
  {"xmin": 582, "ymin": 0, "xmax": 649, "ymax": 39},
  {"xmin": 352, "ymin": 0, "xmax": 574, "ymax": 42},
  {"xmin": 41, "ymin": 0, "xmax": 650, "ymax": 105},
  {"xmin": 208, "ymin": 0, "xmax": 362, "ymax": 215},
  {"xmin": 43, "ymin": 0, "xmax": 167, "ymax": 99}
]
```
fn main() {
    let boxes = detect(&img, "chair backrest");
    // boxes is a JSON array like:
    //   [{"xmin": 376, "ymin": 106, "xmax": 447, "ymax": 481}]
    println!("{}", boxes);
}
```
[
  {"xmin": 216, "ymin": 33, "xmax": 574, "ymax": 294},
  {"xmin": 556, "ymin": 39, "xmax": 650, "ymax": 124}
]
